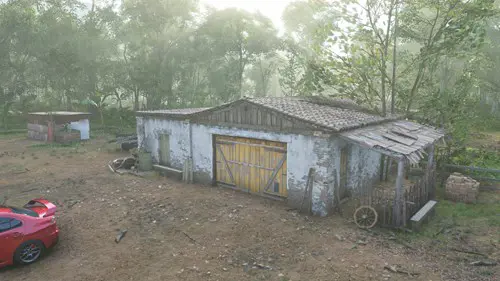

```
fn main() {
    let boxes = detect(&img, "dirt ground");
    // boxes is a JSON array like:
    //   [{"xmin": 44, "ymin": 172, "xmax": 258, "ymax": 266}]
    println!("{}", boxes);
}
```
[{"xmin": 0, "ymin": 134, "xmax": 498, "ymax": 281}]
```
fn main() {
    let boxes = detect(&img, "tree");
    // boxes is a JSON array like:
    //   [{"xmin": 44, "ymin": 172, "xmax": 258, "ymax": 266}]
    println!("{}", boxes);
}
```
[
  {"xmin": 198, "ymin": 8, "xmax": 280, "ymax": 100},
  {"xmin": 0, "ymin": 0, "xmax": 39, "ymax": 128},
  {"xmin": 119, "ymin": 0, "xmax": 197, "ymax": 109},
  {"xmin": 317, "ymin": 0, "xmax": 496, "ymax": 117}
]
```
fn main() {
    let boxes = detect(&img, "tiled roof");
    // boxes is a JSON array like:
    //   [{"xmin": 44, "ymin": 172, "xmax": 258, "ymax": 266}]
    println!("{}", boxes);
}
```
[
  {"xmin": 136, "ymin": 97, "xmax": 398, "ymax": 132},
  {"xmin": 247, "ymin": 97, "xmax": 397, "ymax": 132}
]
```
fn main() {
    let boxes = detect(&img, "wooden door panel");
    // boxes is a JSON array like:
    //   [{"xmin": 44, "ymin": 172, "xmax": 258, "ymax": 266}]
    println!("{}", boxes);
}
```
[{"xmin": 214, "ymin": 135, "xmax": 287, "ymax": 197}]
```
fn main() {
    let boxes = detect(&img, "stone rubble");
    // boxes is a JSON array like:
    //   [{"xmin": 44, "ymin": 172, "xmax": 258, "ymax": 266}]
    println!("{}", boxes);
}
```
[{"xmin": 444, "ymin": 172, "xmax": 480, "ymax": 204}]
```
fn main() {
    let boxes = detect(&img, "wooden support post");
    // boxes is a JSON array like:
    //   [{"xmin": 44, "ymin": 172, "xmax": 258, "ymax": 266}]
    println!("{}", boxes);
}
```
[
  {"xmin": 427, "ymin": 144, "xmax": 435, "ymax": 200},
  {"xmin": 385, "ymin": 157, "xmax": 393, "ymax": 181},
  {"xmin": 393, "ymin": 159, "xmax": 405, "ymax": 227}
]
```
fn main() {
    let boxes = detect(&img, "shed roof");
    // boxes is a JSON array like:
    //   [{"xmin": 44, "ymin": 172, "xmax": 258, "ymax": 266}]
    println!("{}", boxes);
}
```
[
  {"xmin": 136, "ymin": 107, "xmax": 210, "ymax": 117},
  {"xmin": 27, "ymin": 111, "xmax": 92, "ymax": 123},
  {"xmin": 28, "ymin": 111, "xmax": 91, "ymax": 116},
  {"xmin": 134, "ymin": 97, "xmax": 444, "ymax": 162},
  {"xmin": 246, "ymin": 97, "xmax": 398, "ymax": 132},
  {"xmin": 340, "ymin": 120, "xmax": 445, "ymax": 163}
]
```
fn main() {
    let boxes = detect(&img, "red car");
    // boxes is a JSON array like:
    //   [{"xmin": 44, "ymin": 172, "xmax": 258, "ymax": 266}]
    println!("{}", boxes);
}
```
[{"xmin": 0, "ymin": 199, "xmax": 59, "ymax": 268}]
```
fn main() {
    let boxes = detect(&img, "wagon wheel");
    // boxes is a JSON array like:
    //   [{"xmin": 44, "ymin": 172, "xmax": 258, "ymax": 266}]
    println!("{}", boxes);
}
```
[{"xmin": 353, "ymin": 205, "xmax": 378, "ymax": 229}]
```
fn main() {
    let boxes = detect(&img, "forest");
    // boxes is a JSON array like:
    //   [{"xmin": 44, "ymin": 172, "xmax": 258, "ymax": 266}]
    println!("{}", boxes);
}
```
[{"xmin": 0, "ymin": 0, "xmax": 499, "ymax": 146}]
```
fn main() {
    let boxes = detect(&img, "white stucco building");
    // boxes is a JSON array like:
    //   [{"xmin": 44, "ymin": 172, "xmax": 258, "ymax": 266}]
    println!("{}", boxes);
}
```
[{"xmin": 136, "ymin": 97, "xmax": 443, "ymax": 222}]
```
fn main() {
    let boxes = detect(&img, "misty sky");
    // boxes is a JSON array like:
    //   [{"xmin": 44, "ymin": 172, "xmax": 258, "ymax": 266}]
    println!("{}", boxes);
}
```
[{"xmin": 200, "ymin": 0, "xmax": 293, "ymax": 31}]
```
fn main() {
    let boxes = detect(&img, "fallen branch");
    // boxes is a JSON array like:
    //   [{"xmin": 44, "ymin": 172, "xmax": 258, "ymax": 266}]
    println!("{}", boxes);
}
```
[
  {"xmin": 182, "ymin": 231, "xmax": 197, "ymax": 244},
  {"xmin": 387, "ymin": 235, "xmax": 415, "ymax": 250},
  {"xmin": 108, "ymin": 161, "xmax": 116, "ymax": 173},
  {"xmin": 384, "ymin": 265, "xmax": 420, "ymax": 276},
  {"xmin": 470, "ymin": 260, "xmax": 497, "ymax": 266},
  {"xmin": 115, "ymin": 229, "xmax": 127, "ymax": 243},
  {"xmin": 20, "ymin": 188, "xmax": 39, "ymax": 193},
  {"xmin": 433, "ymin": 226, "xmax": 446, "ymax": 237},
  {"xmin": 450, "ymin": 248, "xmax": 488, "ymax": 258},
  {"xmin": 254, "ymin": 263, "xmax": 273, "ymax": 270}
]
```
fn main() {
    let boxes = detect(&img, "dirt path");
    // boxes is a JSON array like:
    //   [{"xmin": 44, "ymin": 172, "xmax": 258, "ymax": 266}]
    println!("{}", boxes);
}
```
[{"xmin": 0, "ymin": 135, "xmax": 496, "ymax": 281}]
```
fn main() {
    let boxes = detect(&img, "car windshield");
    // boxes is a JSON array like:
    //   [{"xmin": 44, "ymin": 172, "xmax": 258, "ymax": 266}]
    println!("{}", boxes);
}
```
[{"xmin": 10, "ymin": 207, "xmax": 39, "ymax": 217}]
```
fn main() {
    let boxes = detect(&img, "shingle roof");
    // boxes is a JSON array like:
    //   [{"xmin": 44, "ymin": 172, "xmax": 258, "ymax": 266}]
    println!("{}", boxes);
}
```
[{"xmin": 247, "ymin": 97, "xmax": 397, "ymax": 132}]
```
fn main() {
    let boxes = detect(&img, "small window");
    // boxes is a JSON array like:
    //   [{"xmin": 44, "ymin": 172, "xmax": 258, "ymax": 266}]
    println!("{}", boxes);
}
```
[
  {"xmin": 0, "ymin": 218, "xmax": 11, "ymax": 233},
  {"xmin": 11, "ymin": 206, "xmax": 38, "ymax": 217},
  {"xmin": 0, "ymin": 218, "xmax": 23, "ymax": 233},
  {"xmin": 10, "ymin": 219, "xmax": 22, "ymax": 229}
]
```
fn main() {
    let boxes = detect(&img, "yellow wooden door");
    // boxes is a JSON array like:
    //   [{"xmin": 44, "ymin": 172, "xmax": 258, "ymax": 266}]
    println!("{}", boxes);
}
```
[{"xmin": 215, "ymin": 135, "xmax": 287, "ymax": 197}]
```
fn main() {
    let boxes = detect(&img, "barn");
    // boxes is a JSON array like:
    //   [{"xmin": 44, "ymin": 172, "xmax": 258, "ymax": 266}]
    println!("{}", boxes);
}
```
[{"xmin": 136, "ymin": 97, "xmax": 444, "ymax": 222}]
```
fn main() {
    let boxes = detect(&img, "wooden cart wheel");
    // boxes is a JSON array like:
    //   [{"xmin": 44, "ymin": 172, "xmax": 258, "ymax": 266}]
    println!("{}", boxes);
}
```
[{"xmin": 353, "ymin": 206, "xmax": 378, "ymax": 229}]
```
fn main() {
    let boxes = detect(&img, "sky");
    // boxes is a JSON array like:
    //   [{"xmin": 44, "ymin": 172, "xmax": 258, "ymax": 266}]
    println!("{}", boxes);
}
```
[{"xmin": 200, "ymin": 0, "xmax": 294, "ymax": 32}]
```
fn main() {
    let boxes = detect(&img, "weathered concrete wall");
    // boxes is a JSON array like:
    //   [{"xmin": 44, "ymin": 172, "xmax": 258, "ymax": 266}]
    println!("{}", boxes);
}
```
[
  {"xmin": 190, "ymin": 124, "xmax": 337, "ymax": 216},
  {"xmin": 137, "ymin": 116, "xmax": 339, "ymax": 216},
  {"xmin": 347, "ymin": 144, "xmax": 382, "ymax": 195},
  {"xmin": 137, "ymin": 117, "xmax": 383, "ymax": 216},
  {"xmin": 70, "ymin": 119, "xmax": 90, "ymax": 140},
  {"xmin": 138, "ymin": 118, "xmax": 190, "ymax": 170}
]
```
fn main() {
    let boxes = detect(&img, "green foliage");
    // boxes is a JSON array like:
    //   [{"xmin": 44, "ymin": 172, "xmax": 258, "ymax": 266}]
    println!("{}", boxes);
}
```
[
  {"xmin": 451, "ymin": 147, "xmax": 500, "ymax": 168},
  {"xmin": 0, "ymin": 0, "xmax": 498, "ymax": 150}
]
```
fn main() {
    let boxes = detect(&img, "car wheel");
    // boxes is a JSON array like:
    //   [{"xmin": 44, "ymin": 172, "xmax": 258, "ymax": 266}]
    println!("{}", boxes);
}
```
[{"xmin": 14, "ymin": 240, "xmax": 45, "ymax": 265}]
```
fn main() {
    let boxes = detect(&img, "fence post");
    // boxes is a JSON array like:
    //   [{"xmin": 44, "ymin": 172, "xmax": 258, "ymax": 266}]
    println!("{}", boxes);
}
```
[
  {"xmin": 427, "ymin": 144, "xmax": 435, "ymax": 199},
  {"xmin": 393, "ymin": 158, "xmax": 406, "ymax": 227}
]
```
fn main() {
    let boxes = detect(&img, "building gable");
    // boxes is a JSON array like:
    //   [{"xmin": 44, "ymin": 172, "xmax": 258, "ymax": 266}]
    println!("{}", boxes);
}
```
[{"xmin": 191, "ymin": 100, "xmax": 326, "ymax": 134}]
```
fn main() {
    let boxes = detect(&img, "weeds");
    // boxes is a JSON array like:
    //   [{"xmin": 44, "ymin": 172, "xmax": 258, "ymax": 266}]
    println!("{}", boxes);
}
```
[{"xmin": 30, "ymin": 142, "xmax": 80, "ymax": 149}]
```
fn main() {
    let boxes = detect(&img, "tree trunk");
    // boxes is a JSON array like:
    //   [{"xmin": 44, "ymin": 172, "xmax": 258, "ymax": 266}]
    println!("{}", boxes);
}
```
[
  {"xmin": 380, "ymin": 0, "xmax": 395, "ymax": 117},
  {"xmin": 65, "ymin": 92, "xmax": 73, "ymax": 111},
  {"xmin": 2, "ymin": 103, "xmax": 10, "ymax": 130},
  {"xmin": 134, "ymin": 87, "xmax": 139, "ymax": 111},
  {"xmin": 99, "ymin": 106, "xmax": 105, "ymax": 129},
  {"xmin": 238, "ymin": 40, "xmax": 245, "ymax": 98},
  {"xmin": 391, "ymin": 1, "xmax": 399, "ymax": 115},
  {"xmin": 118, "ymin": 95, "xmax": 124, "ymax": 129}
]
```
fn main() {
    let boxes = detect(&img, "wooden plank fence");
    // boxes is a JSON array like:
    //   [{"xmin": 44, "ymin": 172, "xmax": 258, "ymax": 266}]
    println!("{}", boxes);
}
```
[
  {"xmin": 358, "ymin": 174, "xmax": 432, "ymax": 228},
  {"xmin": 442, "ymin": 164, "xmax": 500, "ymax": 183}
]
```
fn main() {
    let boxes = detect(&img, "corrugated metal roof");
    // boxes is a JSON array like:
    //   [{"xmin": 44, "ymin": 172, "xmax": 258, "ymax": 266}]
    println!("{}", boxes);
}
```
[
  {"xmin": 340, "ymin": 120, "xmax": 445, "ymax": 163},
  {"xmin": 29, "ymin": 111, "xmax": 91, "ymax": 116}
]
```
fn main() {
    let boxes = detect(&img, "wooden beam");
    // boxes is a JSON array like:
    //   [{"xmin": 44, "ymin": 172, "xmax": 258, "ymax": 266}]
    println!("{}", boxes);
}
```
[
  {"xmin": 426, "ymin": 144, "xmax": 435, "ymax": 199},
  {"xmin": 393, "ymin": 159, "xmax": 405, "ymax": 227}
]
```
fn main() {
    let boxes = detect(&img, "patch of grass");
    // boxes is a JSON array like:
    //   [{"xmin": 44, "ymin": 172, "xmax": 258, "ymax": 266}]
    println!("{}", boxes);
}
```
[
  {"xmin": 479, "ymin": 270, "xmax": 494, "ymax": 277},
  {"xmin": 30, "ymin": 142, "xmax": 80, "ymax": 149},
  {"xmin": 403, "ymin": 195, "xmax": 500, "ymax": 242},
  {"xmin": 435, "ymin": 200, "xmax": 500, "ymax": 227},
  {"xmin": 0, "ymin": 132, "xmax": 26, "ymax": 139},
  {"xmin": 0, "ymin": 163, "xmax": 26, "ymax": 173}
]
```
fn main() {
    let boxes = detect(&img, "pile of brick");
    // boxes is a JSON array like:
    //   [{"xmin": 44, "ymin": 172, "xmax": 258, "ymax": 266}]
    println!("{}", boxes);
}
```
[{"xmin": 445, "ymin": 172, "xmax": 480, "ymax": 204}]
